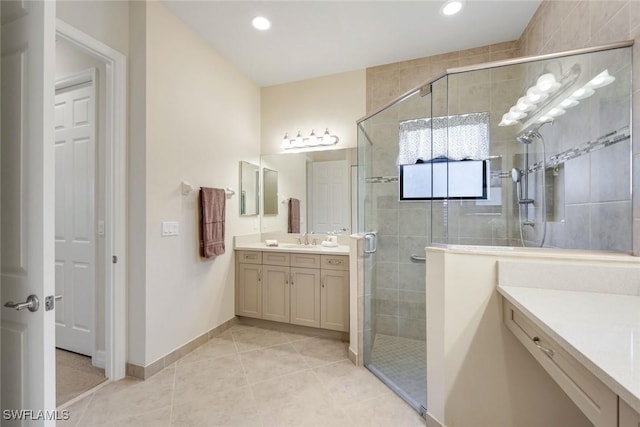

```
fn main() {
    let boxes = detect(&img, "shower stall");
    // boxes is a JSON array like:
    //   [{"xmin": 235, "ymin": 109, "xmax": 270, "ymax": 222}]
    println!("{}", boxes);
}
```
[{"xmin": 357, "ymin": 42, "xmax": 633, "ymax": 414}]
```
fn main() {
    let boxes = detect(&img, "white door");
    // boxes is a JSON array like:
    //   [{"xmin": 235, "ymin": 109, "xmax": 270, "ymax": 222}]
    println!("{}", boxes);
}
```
[
  {"xmin": 311, "ymin": 160, "xmax": 349, "ymax": 233},
  {"xmin": 54, "ymin": 81, "xmax": 95, "ymax": 357},
  {"xmin": 1, "ymin": 1, "xmax": 57, "ymax": 425}
]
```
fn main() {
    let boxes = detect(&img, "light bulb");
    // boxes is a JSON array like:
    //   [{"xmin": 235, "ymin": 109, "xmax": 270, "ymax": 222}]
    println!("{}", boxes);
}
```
[
  {"xmin": 506, "ymin": 109, "xmax": 526, "ymax": 121},
  {"xmin": 513, "ymin": 97, "xmax": 534, "ymax": 112},
  {"xmin": 321, "ymin": 128, "xmax": 336, "ymax": 145},
  {"xmin": 294, "ymin": 130, "xmax": 305, "ymax": 148},
  {"xmin": 525, "ymin": 87, "xmax": 549, "ymax": 104},
  {"xmin": 586, "ymin": 69, "xmax": 615, "ymax": 89},
  {"xmin": 536, "ymin": 73, "xmax": 560, "ymax": 93},
  {"xmin": 281, "ymin": 132, "xmax": 291, "ymax": 149},
  {"xmin": 571, "ymin": 86, "xmax": 595, "ymax": 100},
  {"xmin": 547, "ymin": 107, "xmax": 566, "ymax": 117},
  {"xmin": 538, "ymin": 115, "xmax": 553, "ymax": 123},
  {"xmin": 499, "ymin": 114, "xmax": 518, "ymax": 126},
  {"xmin": 559, "ymin": 98, "xmax": 579, "ymax": 109},
  {"xmin": 308, "ymin": 129, "xmax": 319, "ymax": 146}
]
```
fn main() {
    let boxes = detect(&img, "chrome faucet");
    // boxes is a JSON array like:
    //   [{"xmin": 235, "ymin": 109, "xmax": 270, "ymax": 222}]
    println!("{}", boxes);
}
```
[{"xmin": 301, "ymin": 232, "xmax": 309, "ymax": 245}]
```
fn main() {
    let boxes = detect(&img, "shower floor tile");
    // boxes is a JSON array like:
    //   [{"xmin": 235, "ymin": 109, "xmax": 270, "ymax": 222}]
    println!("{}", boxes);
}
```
[{"xmin": 369, "ymin": 333, "xmax": 426, "ymax": 409}]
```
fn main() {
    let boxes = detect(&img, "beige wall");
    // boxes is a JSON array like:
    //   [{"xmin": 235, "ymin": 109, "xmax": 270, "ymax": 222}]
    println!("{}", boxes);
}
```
[
  {"xmin": 144, "ymin": 2, "xmax": 261, "ymax": 364},
  {"xmin": 261, "ymin": 70, "xmax": 366, "ymax": 155},
  {"xmin": 519, "ymin": 1, "xmax": 640, "ymax": 256},
  {"xmin": 57, "ymin": 0, "xmax": 130, "ymax": 56}
]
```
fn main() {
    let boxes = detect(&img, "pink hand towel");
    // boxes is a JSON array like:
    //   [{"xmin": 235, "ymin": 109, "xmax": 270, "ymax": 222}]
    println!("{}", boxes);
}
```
[{"xmin": 200, "ymin": 187, "xmax": 226, "ymax": 258}]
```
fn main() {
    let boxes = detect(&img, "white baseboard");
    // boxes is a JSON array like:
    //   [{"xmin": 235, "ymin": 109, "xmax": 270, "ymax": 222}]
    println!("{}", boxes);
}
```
[{"xmin": 92, "ymin": 350, "xmax": 105, "ymax": 369}]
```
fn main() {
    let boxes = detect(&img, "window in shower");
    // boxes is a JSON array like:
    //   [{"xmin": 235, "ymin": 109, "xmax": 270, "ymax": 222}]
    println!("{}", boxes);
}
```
[
  {"xmin": 398, "ymin": 111, "xmax": 490, "ymax": 201},
  {"xmin": 400, "ymin": 159, "xmax": 487, "ymax": 200}
]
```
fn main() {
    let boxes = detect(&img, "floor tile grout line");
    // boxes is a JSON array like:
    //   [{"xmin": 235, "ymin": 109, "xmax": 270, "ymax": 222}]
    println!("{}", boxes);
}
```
[{"xmin": 67, "ymin": 388, "xmax": 96, "ymax": 427}]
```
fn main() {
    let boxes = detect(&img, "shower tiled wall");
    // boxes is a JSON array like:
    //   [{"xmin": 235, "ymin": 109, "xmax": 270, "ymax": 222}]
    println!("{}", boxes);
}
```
[{"xmin": 518, "ymin": 0, "xmax": 640, "ymax": 253}]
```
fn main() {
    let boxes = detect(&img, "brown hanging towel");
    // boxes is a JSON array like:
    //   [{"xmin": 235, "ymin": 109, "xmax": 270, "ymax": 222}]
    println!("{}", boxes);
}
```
[
  {"xmin": 288, "ymin": 198, "xmax": 300, "ymax": 233},
  {"xmin": 199, "ymin": 187, "xmax": 226, "ymax": 258}
]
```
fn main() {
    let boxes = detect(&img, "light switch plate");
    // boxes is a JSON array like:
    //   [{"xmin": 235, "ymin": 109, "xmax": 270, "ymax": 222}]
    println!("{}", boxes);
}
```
[{"xmin": 162, "ymin": 221, "xmax": 179, "ymax": 236}]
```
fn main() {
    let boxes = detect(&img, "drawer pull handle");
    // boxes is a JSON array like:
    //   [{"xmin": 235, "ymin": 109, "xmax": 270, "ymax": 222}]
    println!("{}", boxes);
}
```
[
  {"xmin": 327, "ymin": 260, "xmax": 342, "ymax": 265},
  {"xmin": 533, "ymin": 337, "xmax": 554, "ymax": 358},
  {"xmin": 246, "ymin": 255, "xmax": 257, "ymax": 259}
]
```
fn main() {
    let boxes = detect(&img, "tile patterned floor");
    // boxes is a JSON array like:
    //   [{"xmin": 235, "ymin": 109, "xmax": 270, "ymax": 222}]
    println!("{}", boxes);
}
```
[
  {"xmin": 370, "ymin": 334, "xmax": 427, "ymax": 409},
  {"xmin": 59, "ymin": 324, "xmax": 425, "ymax": 427}
]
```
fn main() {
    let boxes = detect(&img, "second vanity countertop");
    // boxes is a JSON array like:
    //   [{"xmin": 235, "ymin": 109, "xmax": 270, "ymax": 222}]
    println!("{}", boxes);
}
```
[
  {"xmin": 234, "ymin": 241, "xmax": 350, "ymax": 256},
  {"xmin": 498, "ymin": 285, "xmax": 640, "ymax": 413}
]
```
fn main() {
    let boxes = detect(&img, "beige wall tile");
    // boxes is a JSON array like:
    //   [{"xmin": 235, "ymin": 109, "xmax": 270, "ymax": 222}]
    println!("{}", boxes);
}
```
[
  {"xmin": 591, "ymin": 3, "xmax": 630, "ymax": 46},
  {"xmin": 560, "ymin": 0, "xmax": 590, "ymax": 50},
  {"xmin": 590, "ymin": 0, "xmax": 627, "ymax": 35}
]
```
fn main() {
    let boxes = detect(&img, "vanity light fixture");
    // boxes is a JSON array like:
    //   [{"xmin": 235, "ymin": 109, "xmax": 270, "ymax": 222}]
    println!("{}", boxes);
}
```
[
  {"xmin": 499, "ymin": 68, "xmax": 615, "ymax": 127},
  {"xmin": 281, "ymin": 128, "xmax": 339, "ymax": 150},
  {"xmin": 440, "ymin": 0, "xmax": 464, "ymax": 16}
]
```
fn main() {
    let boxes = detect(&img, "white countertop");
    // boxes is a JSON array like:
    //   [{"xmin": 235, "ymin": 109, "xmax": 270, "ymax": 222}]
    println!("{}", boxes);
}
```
[
  {"xmin": 234, "ymin": 241, "xmax": 350, "ymax": 255},
  {"xmin": 498, "ymin": 285, "xmax": 640, "ymax": 413}
]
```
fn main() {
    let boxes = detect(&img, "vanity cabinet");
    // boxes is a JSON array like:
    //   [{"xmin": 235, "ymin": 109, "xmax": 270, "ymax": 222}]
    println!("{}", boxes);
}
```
[
  {"xmin": 620, "ymin": 399, "xmax": 640, "ymax": 427},
  {"xmin": 236, "ymin": 250, "xmax": 348, "ymax": 332}
]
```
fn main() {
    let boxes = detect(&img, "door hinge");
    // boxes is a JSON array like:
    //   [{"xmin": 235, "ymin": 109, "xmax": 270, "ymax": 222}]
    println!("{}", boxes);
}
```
[{"xmin": 112, "ymin": 255, "xmax": 118, "ymax": 264}]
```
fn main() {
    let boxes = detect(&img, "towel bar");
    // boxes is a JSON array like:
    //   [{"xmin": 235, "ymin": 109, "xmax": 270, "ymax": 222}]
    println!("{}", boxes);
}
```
[{"xmin": 181, "ymin": 181, "xmax": 235, "ymax": 196}]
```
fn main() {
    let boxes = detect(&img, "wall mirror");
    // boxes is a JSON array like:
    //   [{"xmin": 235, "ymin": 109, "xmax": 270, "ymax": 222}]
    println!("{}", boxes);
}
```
[
  {"xmin": 240, "ymin": 160, "xmax": 260, "ymax": 216},
  {"xmin": 263, "ymin": 168, "xmax": 278, "ymax": 215},
  {"xmin": 260, "ymin": 148, "xmax": 357, "ymax": 234}
]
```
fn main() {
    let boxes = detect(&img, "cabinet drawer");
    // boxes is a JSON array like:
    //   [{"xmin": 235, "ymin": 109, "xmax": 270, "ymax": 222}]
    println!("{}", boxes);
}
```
[
  {"xmin": 237, "ymin": 250, "xmax": 262, "ymax": 264},
  {"xmin": 291, "ymin": 253, "xmax": 321, "ymax": 269},
  {"xmin": 503, "ymin": 301, "xmax": 617, "ymax": 427},
  {"xmin": 263, "ymin": 252, "xmax": 290, "ymax": 266},
  {"xmin": 321, "ymin": 255, "xmax": 348, "ymax": 271}
]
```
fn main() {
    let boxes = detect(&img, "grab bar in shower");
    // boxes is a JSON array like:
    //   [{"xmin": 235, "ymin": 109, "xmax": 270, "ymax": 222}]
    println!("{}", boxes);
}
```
[{"xmin": 410, "ymin": 254, "xmax": 426, "ymax": 263}]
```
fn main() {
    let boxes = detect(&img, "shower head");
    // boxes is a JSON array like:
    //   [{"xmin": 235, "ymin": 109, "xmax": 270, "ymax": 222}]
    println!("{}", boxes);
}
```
[{"xmin": 516, "ymin": 129, "xmax": 542, "ymax": 144}]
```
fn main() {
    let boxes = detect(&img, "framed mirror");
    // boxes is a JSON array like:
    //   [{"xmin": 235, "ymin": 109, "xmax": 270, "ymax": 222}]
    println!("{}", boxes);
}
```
[
  {"xmin": 263, "ymin": 168, "xmax": 278, "ymax": 215},
  {"xmin": 240, "ymin": 161, "xmax": 260, "ymax": 216}
]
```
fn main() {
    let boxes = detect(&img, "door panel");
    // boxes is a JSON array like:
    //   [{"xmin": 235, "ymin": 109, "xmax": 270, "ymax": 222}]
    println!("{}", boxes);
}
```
[
  {"xmin": 1, "ymin": 0, "xmax": 57, "ymax": 424},
  {"xmin": 237, "ymin": 264, "xmax": 262, "ymax": 318},
  {"xmin": 54, "ymin": 83, "xmax": 96, "ymax": 356},
  {"xmin": 321, "ymin": 270, "xmax": 349, "ymax": 332},
  {"xmin": 311, "ymin": 160, "xmax": 349, "ymax": 233},
  {"xmin": 290, "ymin": 267, "xmax": 320, "ymax": 328},
  {"xmin": 262, "ymin": 265, "xmax": 289, "ymax": 323}
]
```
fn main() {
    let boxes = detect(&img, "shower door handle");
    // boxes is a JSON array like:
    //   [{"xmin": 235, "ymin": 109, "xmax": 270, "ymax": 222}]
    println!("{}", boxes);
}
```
[
  {"xmin": 364, "ymin": 233, "xmax": 377, "ymax": 254},
  {"xmin": 410, "ymin": 254, "xmax": 426, "ymax": 263}
]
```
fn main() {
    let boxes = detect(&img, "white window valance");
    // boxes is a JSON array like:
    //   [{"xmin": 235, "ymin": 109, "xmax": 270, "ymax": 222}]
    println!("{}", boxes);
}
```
[{"xmin": 398, "ymin": 112, "xmax": 490, "ymax": 165}]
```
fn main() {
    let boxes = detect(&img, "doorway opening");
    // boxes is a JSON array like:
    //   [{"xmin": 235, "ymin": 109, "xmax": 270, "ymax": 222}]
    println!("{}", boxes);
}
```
[{"xmin": 55, "ymin": 20, "xmax": 128, "ymax": 402}]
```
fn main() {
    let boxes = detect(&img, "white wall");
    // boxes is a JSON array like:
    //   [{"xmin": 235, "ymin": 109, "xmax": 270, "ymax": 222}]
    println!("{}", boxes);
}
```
[
  {"xmin": 144, "ymin": 2, "xmax": 261, "ymax": 364},
  {"xmin": 261, "ymin": 70, "xmax": 366, "ymax": 155},
  {"xmin": 55, "ymin": 39, "xmax": 108, "ymax": 357}
]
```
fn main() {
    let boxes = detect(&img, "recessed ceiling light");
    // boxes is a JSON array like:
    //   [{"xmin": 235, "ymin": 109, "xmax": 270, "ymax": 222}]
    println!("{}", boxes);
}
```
[
  {"xmin": 440, "ymin": 0, "xmax": 464, "ymax": 16},
  {"xmin": 251, "ymin": 16, "xmax": 271, "ymax": 31}
]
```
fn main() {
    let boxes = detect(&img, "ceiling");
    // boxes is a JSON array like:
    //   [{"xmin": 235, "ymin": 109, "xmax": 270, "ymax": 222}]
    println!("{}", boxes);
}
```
[{"xmin": 162, "ymin": 1, "xmax": 542, "ymax": 87}]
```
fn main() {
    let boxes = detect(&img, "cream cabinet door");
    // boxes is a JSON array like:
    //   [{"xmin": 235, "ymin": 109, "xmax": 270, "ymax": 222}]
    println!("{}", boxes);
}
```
[
  {"xmin": 290, "ymin": 267, "xmax": 321, "ymax": 328},
  {"xmin": 620, "ymin": 399, "xmax": 640, "ymax": 427},
  {"xmin": 237, "ymin": 264, "xmax": 262, "ymax": 318},
  {"xmin": 321, "ymin": 270, "xmax": 349, "ymax": 332},
  {"xmin": 262, "ymin": 265, "xmax": 290, "ymax": 323}
]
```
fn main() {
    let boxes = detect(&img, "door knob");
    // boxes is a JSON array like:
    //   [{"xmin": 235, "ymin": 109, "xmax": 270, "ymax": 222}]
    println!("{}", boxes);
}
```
[{"xmin": 4, "ymin": 294, "xmax": 40, "ymax": 312}]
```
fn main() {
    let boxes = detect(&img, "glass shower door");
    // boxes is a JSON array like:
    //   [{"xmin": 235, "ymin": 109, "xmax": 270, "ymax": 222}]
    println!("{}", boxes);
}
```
[{"xmin": 358, "ymin": 85, "xmax": 434, "ymax": 413}]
